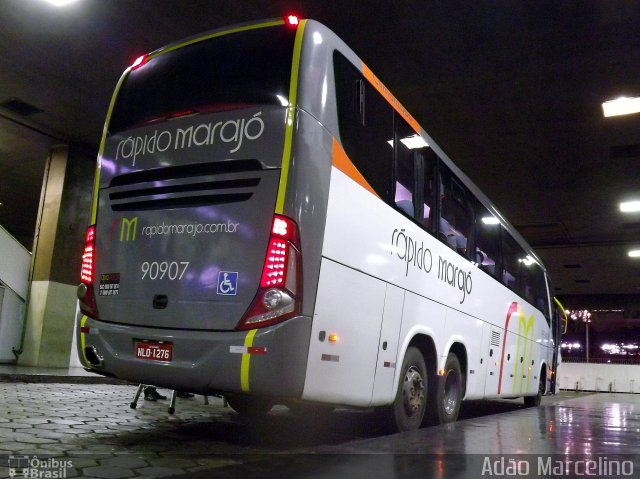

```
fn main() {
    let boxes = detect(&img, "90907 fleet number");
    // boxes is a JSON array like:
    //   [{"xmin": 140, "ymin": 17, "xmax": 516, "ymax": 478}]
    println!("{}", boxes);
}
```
[{"xmin": 141, "ymin": 261, "xmax": 189, "ymax": 280}]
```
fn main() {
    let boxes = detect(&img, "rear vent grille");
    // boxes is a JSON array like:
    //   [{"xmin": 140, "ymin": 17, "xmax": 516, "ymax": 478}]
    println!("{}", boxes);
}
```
[
  {"xmin": 108, "ymin": 160, "xmax": 264, "ymax": 211},
  {"xmin": 491, "ymin": 330, "xmax": 501, "ymax": 347},
  {"xmin": 109, "ymin": 159, "xmax": 263, "ymax": 187},
  {"xmin": 109, "ymin": 178, "xmax": 259, "ymax": 201},
  {"xmin": 110, "ymin": 193, "xmax": 254, "ymax": 211}
]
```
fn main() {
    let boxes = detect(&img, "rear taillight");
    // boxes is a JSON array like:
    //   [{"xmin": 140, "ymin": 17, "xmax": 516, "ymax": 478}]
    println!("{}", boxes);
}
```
[
  {"xmin": 77, "ymin": 225, "xmax": 99, "ymax": 319},
  {"xmin": 237, "ymin": 215, "xmax": 302, "ymax": 330}
]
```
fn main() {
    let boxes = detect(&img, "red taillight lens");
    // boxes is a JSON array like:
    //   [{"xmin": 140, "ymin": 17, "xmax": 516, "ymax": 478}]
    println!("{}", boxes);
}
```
[
  {"xmin": 80, "ymin": 225, "xmax": 96, "ymax": 283},
  {"xmin": 238, "ymin": 215, "xmax": 302, "ymax": 330},
  {"xmin": 78, "ymin": 225, "xmax": 99, "ymax": 319}
]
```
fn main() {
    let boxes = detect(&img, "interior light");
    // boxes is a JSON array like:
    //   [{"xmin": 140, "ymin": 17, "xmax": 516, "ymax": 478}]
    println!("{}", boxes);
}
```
[
  {"xmin": 620, "ymin": 201, "xmax": 640, "ymax": 213},
  {"xmin": 629, "ymin": 250, "xmax": 640, "ymax": 258},
  {"xmin": 482, "ymin": 216, "xmax": 500, "ymax": 225},
  {"xmin": 518, "ymin": 255, "xmax": 536, "ymax": 266},
  {"xmin": 602, "ymin": 97, "xmax": 640, "ymax": 118},
  {"xmin": 387, "ymin": 135, "xmax": 429, "ymax": 150}
]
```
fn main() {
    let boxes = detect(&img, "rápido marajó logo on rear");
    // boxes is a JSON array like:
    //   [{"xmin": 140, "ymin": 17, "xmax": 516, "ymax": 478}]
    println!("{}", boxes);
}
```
[
  {"xmin": 110, "ymin": 216, "xmax": 240, "ymax": 241},
  {"xmin": 114, "ymin": 111, "xmax": 265, "ymax": 166}
]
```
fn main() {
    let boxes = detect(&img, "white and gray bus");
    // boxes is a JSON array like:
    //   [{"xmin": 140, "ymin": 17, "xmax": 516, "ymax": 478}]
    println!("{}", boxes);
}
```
[{"xmin": 76, "ymin": 16, "xmax": 562, "ymax": 431}]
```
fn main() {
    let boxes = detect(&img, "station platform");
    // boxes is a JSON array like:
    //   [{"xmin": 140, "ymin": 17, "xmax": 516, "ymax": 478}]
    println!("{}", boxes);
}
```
[{"xmin": 0, "ymin": 368, "xmax": 638, "ymax": 478}]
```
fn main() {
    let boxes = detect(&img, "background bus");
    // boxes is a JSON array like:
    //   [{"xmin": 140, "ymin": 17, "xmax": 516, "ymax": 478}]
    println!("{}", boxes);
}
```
[{"xmin": 76, "ymin": 16, "xmax": 560, "ymax": 431}]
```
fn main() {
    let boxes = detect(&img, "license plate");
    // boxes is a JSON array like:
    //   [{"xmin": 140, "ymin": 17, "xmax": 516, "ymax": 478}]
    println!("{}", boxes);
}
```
[{"xmin": 135, "ymin": 341, "xmax": 173, "ymax": 362}]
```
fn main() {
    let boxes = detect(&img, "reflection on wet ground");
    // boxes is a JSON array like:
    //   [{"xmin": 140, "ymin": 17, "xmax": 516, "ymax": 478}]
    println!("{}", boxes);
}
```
[{"xmin": 1, "ymin": 383, "xmax": 638, "ymax": 478}]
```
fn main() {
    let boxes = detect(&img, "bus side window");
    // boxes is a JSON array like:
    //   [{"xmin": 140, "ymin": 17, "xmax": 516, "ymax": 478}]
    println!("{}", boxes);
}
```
[
  {"xmin": 334, "ymin": 51, "xmax": 393, "ymax": 203},
  {"xmin": 421, "ymin": 150, "xmax": 437, "ymax": 232},
  {"xmin": 522, "ymin": 262, "xmax": 550, "ymax": 321},
  {"xmin": 393, "ymin": 114, "xmax": 429, "ymax": 222},
  {"xmin": 474, "ymin": 203, "xmax": 501, "ymax": 278},
  {"xmin": 500, "ymin": 230, "xmax": 524, "ymax": 295},
  {"xmin": 439, "ymin": 164, "xmax": 473, "ymax": 258}
]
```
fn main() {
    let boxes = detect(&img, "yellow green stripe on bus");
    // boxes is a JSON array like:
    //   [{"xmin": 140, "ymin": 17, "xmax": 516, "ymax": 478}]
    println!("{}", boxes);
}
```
[
  {"xmin": 275, "ymin": 19, "xmax": 307, "ymax": 214},
  {"xmin": 148, "ymin": 20, "xmax": 285, "ymax": 61},
  {"xmin": 79, "ymin": 315, "xmax": 89, "ymax": 366},
  {"xmin": 90, "ymin": 69, "xmax": 130, "ymax": 224},
  {"xmin": 240, "ymin": 329, "xmax": 258, "ymax": 392}
]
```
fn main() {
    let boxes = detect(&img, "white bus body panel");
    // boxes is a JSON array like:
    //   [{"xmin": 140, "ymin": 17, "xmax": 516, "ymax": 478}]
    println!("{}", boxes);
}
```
[
  {"xmin": 302, "ymin": 258, "xmax": 386, "ymax": 406},
  {"xmin": 306, "ymin": 166, "xmax": 552, "ymax": 405}
]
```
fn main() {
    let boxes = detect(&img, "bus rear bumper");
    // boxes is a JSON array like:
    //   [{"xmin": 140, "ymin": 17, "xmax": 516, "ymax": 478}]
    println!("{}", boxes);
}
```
[{"xmin": 78, "ymin": 315, "xmax": 312, "ymax": 398}]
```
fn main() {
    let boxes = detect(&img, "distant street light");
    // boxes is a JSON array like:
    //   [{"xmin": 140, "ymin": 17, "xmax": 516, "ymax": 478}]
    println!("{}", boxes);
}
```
[{"xmin": 567, "ymin": 309, "xmax": 592, "ymax": 362}]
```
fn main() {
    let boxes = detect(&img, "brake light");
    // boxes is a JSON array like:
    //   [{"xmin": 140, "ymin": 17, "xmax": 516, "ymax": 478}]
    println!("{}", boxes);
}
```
[
  {"xmin": 78, "ymin": 225, "xmax": 99, "ymax": 319},
  {"xmin": 238, "ymin": 215, "xmax": 302, "ymax": 330}
]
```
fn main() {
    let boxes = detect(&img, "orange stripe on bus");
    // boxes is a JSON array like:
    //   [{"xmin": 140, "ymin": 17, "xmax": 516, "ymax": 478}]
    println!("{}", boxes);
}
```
[
  {"xmin": 332, "ymin": 138, "xmax": 379, "ymax": 198},
  {"xmin": 362, "ymin": 64, "xmax": 422, "ymax": 135}
]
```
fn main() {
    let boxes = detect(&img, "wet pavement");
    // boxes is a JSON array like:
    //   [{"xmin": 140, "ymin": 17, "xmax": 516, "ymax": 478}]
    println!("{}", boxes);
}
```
[{"xmin": 0, "ymin": 378, "xmax": 638, "ymax": 478}]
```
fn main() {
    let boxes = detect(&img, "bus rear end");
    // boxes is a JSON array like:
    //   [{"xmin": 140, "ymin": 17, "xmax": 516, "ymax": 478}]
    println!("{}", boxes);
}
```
[{"xmin": 76, "ymin": 20, "xmax": 311, "ymax": 402}]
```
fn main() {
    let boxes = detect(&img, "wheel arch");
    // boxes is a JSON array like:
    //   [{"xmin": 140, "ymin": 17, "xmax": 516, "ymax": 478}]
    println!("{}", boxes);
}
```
[
  {"xmin": 448, "ymin": 341, "xmax": 468, "ymax": 398},
  {"xmin": 539, "ymin": 360, "xmax": 549, "ymax": 395}
]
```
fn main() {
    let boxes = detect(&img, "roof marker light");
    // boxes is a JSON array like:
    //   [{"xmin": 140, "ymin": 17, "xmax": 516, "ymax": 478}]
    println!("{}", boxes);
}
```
[
  {"xmin": 131, "ymin": 55, "xmax": 148, "ymax": 70},
  {"xmin": 286, "ymin": 15, "xmax": 300, "ymax": 26}
]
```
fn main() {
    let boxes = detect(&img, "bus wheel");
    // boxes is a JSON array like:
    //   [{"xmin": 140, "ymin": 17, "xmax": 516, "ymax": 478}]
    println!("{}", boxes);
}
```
[
  {"xmin": 226, "ymin": 395, "xmax": 273, "ymax": 417},
  {"xmin": 524, "ymin": 374, "xmax": 544, "ymax": 407},
  {"xmin": 390, "ymin": 346, "xmax": 427, "ymax": 431},
  {"xmin": 430, "ymin": 352, "xmax": 462, "ymax": 424}
]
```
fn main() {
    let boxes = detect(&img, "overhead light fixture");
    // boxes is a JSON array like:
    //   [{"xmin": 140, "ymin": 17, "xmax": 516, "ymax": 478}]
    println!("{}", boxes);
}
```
[
  {"xmin": 629, "ymin": 250, "xmax": 640, "ymax": 258},
  {"xmin": 620, "ymin": 201, "xmax": 640, "ymax": 213},
  {"xmin": 602, "ymin": 97, "xmax": 640, "ymax": 118},
  {"xmin": 40, "ymin": 0, "xmax": 79, "ymax": 6}
]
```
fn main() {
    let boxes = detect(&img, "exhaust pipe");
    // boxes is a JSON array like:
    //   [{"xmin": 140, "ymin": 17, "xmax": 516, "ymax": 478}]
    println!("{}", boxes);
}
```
[{"xmin": 84, "ymin": 346, "xmax": 104, "ymax": 367}]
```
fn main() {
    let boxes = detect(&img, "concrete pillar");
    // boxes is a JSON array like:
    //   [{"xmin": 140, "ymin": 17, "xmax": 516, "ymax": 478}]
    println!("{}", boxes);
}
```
[{"xmin": 19, "ymin": 144, "xmax": 94, "ymax": 367}]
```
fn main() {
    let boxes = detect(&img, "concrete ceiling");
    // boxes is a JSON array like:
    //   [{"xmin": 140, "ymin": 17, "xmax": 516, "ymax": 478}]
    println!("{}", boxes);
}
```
[{"xmin": 1, "ymin": 0, "xmax": 639, "ymax": 306}]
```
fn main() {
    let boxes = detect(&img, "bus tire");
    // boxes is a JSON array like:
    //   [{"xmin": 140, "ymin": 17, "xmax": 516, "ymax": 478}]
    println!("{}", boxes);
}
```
[
  {"xmin": 226, "ymin": 395, "xmax": 273, "ymax": 417},
  {"xmin": 389, "ymin": 346, "xmax": 428, "ymax": 432},
  {"xmin": 430, "ymin": 352, "xmax": 463, "ymax": 424},
  {"xmin": 524, "ymin": 374, "xmax": 544, "ymax": 407}
]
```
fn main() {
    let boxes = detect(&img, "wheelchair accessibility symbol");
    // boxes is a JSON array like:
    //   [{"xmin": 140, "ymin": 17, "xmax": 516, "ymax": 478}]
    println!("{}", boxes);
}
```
[{"xmin": 217, "ymin": 271, "xmax": 238, "ymax": 296}]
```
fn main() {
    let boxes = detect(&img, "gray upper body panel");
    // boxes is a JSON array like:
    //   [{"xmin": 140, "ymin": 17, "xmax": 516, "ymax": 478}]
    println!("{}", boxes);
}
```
[{"xmin": 95, "ymin": 108, "xmax": 285, "ymax": 330}]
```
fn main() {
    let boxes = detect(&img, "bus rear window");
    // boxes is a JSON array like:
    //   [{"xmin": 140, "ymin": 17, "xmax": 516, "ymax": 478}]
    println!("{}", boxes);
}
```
[{"xmin": 108, "ymin": 25, "xmax": 296, "ymax": 134}]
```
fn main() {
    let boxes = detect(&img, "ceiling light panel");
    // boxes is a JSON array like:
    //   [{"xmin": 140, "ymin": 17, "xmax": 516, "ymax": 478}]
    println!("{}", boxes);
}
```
[{"xmin": 602, "ymin": 97, "xmax": 640, "ymax": 118}]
